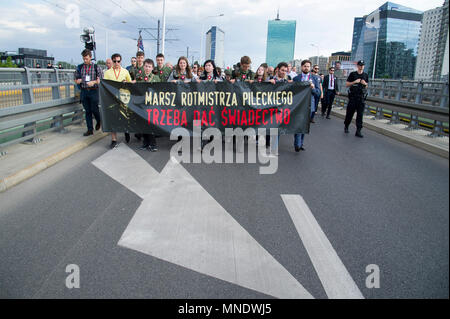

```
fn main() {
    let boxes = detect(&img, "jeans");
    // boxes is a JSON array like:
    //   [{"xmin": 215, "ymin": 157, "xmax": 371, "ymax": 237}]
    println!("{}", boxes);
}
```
[
  {"xmin": 80, "ymin": 89, "xmax": 101, "ymax": 131},
  {"xmin": 294, "ymin": 133, "xmax": 304, "ymax": 147}
]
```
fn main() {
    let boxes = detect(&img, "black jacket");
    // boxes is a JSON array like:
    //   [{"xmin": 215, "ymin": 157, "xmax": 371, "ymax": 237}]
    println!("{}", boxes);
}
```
[{"xmin": 323, "ymin": 74, "xmax": 339, "ymax": 93}]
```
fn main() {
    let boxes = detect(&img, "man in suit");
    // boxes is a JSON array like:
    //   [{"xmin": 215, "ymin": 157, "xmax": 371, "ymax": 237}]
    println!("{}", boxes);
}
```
[
  {"xmin": 321, "ymin": 66, "xmax": 340, "ymax": 119},
  {"xmin": 292, "ymin": 60, "xmax": 321, "ymax": 152}
]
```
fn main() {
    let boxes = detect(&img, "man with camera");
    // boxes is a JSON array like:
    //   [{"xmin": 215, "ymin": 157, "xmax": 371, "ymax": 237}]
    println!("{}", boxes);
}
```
[
  {"xmin": 344, "ymin": 60, "xmax": 368, "ymax": 138},
  {"xmin": 74, "ymin": 49, "xmax": 103, "ymax": 136}
]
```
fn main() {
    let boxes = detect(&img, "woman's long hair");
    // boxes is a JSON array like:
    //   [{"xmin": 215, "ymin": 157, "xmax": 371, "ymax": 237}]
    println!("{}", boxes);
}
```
[
  {"xmin": 175, "ymin": 56, "xmax": 192, "ymax": 79},
  {"xmin": 200, "ymin": 59, "xmax": 220, "ymax": 80},
  {"xmin": 254, "ymin": 65, "xmax": 268, "ymax": 82}
]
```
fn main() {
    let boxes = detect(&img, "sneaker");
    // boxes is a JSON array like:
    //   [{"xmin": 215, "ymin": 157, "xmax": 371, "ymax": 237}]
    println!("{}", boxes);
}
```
[
  {"xmin": 138, "ymin": 144, "xmax": 149, "ymax": 151},
  {"xmin": 344, "ymin": 126, "xmax": 349, "ymax": 133},
  {"xmin": 149, "ymin": 145, "xmax": 158, "ymax": 152},
  {"xmin": 83, "ymin": 130, "xmax": 93, "ymax": 136},
  {"xmin": 295, "ymin": 146, "xmax": 301, "ymax": 152},
  {"xmin": 326, "ymin": 116, "xmax": 331, "ymax": 119},
  {"xmin": 110, "ymin": 140, "xmax": 118, "ymax": 149}
]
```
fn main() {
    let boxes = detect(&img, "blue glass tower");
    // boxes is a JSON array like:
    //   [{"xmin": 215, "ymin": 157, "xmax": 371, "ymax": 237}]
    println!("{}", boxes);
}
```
[
  {"xmin": 266, "ymin": 13, "xmax": 296, "ymax": 67},
  {"xmin": 351, "ymin": 2, "xmax": 422, "ymax": 79}
]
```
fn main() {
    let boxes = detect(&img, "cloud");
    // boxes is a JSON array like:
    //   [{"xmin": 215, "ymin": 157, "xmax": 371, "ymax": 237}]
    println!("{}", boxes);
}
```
[{"xmin": 0, "ymin": 0, "xmax": 445, "ymax": 68}]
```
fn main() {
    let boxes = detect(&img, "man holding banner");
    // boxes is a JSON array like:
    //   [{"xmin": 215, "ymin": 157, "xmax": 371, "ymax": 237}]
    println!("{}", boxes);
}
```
[
  {"xmin": 103, "ymin": 53, "xmax": 132, "ymax": 149},
  {"xmin": 293, "ymin": 60, "xmax": 321, "ymax": 152}
]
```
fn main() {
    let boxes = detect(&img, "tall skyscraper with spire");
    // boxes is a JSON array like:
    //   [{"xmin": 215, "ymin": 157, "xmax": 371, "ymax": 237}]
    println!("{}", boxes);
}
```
[{"xmin": 265, "ymin": 10, "xmax": 296, "ymax": 67}]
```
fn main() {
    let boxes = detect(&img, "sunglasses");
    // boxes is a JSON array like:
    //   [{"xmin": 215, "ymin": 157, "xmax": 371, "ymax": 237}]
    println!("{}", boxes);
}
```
[{"xmin": 113, "ymin": 60, "xmax": 121, "ymax": 63}]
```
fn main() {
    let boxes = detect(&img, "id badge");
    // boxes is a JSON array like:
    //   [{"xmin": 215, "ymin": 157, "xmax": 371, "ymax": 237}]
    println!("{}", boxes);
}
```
[{"xmin": 85, "ymin": 75, "xmax": 90, "ymax": 82}]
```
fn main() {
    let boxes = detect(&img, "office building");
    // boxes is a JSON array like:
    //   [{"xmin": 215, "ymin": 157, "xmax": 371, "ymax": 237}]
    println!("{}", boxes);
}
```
[
  {"xmin": 0, "ymin": 48, "xmax": 54, "ymax": 68},
  {"xmin": 205, "ymin": 26, "xmax": 225, "ymax": 69},
  {"xmin": 265, "ymin": 12, "xmax": 296, "ymax": 67},
  {"xmin": 351, "ymin": 2, "xmax": 422, "ymax": 79},
  {"xmin": 415, "ymin": 6, "xmax": 444, "ymax": 80},
  {"xmin": 308, "ymin": 56, "xmax": 328, "ymax": 73}
]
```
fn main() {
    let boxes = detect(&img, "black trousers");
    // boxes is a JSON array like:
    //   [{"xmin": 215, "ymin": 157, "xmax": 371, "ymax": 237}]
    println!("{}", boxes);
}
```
[
  {"xmin": 322, "ymin": 90, "xmax": 336, "ymax": 117},
  {"xmin": 344, "ymin": 96, "xmax": 365, "ymax": 130},
  {"xmin": 142, "ymin": 133, "xmax": 157, "ymax": 147}
]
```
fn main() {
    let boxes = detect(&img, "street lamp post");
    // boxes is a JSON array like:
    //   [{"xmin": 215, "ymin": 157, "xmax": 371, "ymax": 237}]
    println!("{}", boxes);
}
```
[
  {"xmin": 200, "ymin": 13, "xmax": 224, "ymax": 63},
  {"xmin": 366, "ymin": 21, "xmax": 379, "ymax": 80}
]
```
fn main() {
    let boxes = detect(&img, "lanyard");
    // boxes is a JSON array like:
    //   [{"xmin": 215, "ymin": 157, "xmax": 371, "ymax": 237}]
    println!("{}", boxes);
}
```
[
  {"xmin": 83, "ymin": 64, "xmax": 92, "ymax": 75},
  {"xmin": 113, "ymin": 68, "xmax": 121, "ymax": 81}
]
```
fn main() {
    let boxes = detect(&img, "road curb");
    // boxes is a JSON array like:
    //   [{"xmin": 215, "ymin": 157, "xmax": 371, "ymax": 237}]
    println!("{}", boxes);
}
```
[
  {"xmin": 331, "ymin": 110, "xmax": 449, "ymax": 159},
  {"xmin": 0, "ymin": 132, "xmax": 108, "ymax": 193}
]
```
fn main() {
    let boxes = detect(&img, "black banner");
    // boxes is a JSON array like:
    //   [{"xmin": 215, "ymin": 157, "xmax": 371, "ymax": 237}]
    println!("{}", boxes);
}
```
[{"xmin": 99, "ymin": 80, "xmax": 311, "ymax": 135}]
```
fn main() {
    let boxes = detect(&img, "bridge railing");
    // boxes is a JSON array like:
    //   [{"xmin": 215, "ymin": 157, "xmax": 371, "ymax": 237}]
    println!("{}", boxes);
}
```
[
  {"xmin": 335, "ymin": 78, "xmax": 449, "ymax": 136},
  {"xmin": 0, "ymin": 68, "xmax": 83, "ymax": 151}
]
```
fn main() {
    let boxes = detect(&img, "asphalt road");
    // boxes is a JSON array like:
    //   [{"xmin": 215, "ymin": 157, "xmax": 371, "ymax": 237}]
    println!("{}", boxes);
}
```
[{"xmin": 0, "ymin": 115, "xmax": 448, "ymax": 299}]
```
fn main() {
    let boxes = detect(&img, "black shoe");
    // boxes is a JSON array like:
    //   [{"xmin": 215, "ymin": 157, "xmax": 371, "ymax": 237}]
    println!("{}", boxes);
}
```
[
  {"xmin": 326, "ymin": 116, "xmax": 331, "ymax": 119},
  {"xmin": 295, "ymin": 146, "xmax": 301, "ymax": 152},
  {"xmin": 344, "ymin": 126, "xmax": 349, "ymax": 133},
  {"xmin": 355, "ymin": 130, "xmax": 364, "ymax": 138},
  {"xmin": 83, "ymin": 130, "xmax": 93, "ymax": 136},
  {"xmin": 95, "ymin": 121, "xmax": 101, "ymax": 131},
  {"xmin": 300, "ymin": 146, "xmax": 305, "ymax": 151},
  {"xmin": 149, "ymin": 145, "xmax": 158, "ymax": 152},
  {"xmin": 125, "ymin": 133, "xmax": 130, "ymax": 143},
  {"xmin": 134, "ymin": 133, "xmax": 142, "ymax": 141},
  {"xmin": 110, "ymin": 140, "xmax": 118, "ymax": 149},
  {"xmin": 310, "ymin": 119, "xmax": 315, "ymax": 123}
]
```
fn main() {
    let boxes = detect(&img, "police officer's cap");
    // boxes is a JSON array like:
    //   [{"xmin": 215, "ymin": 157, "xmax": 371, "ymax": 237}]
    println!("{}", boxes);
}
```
[{"xmin": 357, "ymin": 60, "xmax": 365, "ymax": 66}]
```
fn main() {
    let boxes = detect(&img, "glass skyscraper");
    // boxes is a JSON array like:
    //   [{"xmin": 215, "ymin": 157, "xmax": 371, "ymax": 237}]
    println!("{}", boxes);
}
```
[
  {"xmin": 266, "ymin": 14, "xmax": 296, "ymax": 67},
  {"xmin": 351, "ymin": 2, "xmax": 423, "ymax": 79}
]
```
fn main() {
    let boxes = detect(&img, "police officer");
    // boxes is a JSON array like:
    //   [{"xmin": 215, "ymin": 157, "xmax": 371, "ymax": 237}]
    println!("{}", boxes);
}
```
[{"xmin": 344, "ymin": 60, "xmax": 368, "ymax": 138}]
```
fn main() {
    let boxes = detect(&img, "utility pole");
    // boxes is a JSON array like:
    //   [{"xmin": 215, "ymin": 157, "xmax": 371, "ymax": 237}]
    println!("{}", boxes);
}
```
[
  {"xmin": 161, "ymin": 0, "xmax": 166, "ymax": 55},
  {"xmin": 138, "ymin": 21, "xmax": 178, "ymax": 55}
]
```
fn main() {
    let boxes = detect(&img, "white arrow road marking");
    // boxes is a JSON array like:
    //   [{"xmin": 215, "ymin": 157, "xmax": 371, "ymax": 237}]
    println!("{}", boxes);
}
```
[
  {"xmin": 281, "ymin": 194, "xmax": 364, "ymax": 299},
  {"xmin": 92, "ymin": 144, "xmax": 160, "ymax": 198},
  {"xmin": 92, "ymin": 145, "xmax": 313, "ymax": 298}
]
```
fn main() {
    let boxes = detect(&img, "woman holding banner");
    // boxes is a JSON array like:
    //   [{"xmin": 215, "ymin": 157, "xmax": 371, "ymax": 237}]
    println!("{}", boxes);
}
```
[
  {"xmin": 199, "ymin": 60, "xmax": 222, "ymax": 82},
  {"xmin": 168, "ymin": 57, "xmax": 199, "ymax": 83}
]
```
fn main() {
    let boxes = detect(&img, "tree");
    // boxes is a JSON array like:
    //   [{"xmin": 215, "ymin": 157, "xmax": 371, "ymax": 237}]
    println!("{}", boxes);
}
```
[
  {"xmin": 97, "ymin": 60, "xmax": 106, "ymax": 65},
  {"xmin": 0, "ymin": 56, "xmax": 18, "ymax": 68}
]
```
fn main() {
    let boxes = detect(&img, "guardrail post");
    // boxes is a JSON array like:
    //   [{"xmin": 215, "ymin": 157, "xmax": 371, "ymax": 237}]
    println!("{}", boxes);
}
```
[
  {"xmin": 395, "ymin": 81, "xmax": 403, "ymax": 101},
  {"xmin": 440, "ymin": 82, "xmax": 448, "ymax": 108},
  {"xmin": 415, "ymin": 81, "xmax": 423, "ymax": 104},
  {"xmin": 430, "ymin": 120, "xmax": 443, "ymax": 137},
  {"xmin": 408, "ymin": 113, "xmax": 420, "ymax": 130},
  {"xmin": 379, "ymin": 80, "xmax": 386, "ymax": 99},
  {"xmin": 21, "ymin": 68, "xmax": 36, "ymax": 142},
  {"xmin": 22, "ymin": 67, "xmax": 34, "ymax": 104}
]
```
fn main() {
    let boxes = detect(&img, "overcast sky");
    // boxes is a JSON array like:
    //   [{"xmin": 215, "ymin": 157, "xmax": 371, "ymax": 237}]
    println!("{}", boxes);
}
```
[{"xmin": 0, "ymin": 0, "xmax": 445, "ymax": 68}]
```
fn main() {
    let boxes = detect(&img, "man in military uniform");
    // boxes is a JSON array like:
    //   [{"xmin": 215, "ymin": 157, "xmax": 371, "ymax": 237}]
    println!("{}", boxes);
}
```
[
  {"xmin": 136, "ymin": 59, "xmax": 160, "ymax": 152},
  {"xmin": 231, "ymin": 56, "xmax": 255, "ymax": 82},
  {"xmin": 154, "ymin": 53, "xmax": 172, "ymax": 82},
  {"xmin": 129, "ymin": 51, "xmax": 145, "ymax": 83},
  {"xmin": 344, "ymin": 60, "xmax": 369, "ymax": 138}
]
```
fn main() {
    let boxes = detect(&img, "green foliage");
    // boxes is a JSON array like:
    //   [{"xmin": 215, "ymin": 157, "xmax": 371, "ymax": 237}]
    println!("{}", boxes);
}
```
[{"xmin": 0, "ymin": 56, "xmax": 18, "ymax": 68}]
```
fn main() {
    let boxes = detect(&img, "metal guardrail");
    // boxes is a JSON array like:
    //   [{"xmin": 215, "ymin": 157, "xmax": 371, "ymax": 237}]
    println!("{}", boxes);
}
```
[
  {"xmin": 336, "ymin": 78, "xmax": 449, "ymax": 108},
  {"xmin": 0, "ymin": 68, "xmax": 82, "ymax": 151},
  {"xmin": 334, "ymin": 78, "xmax": 449, "ymax": 137}
]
